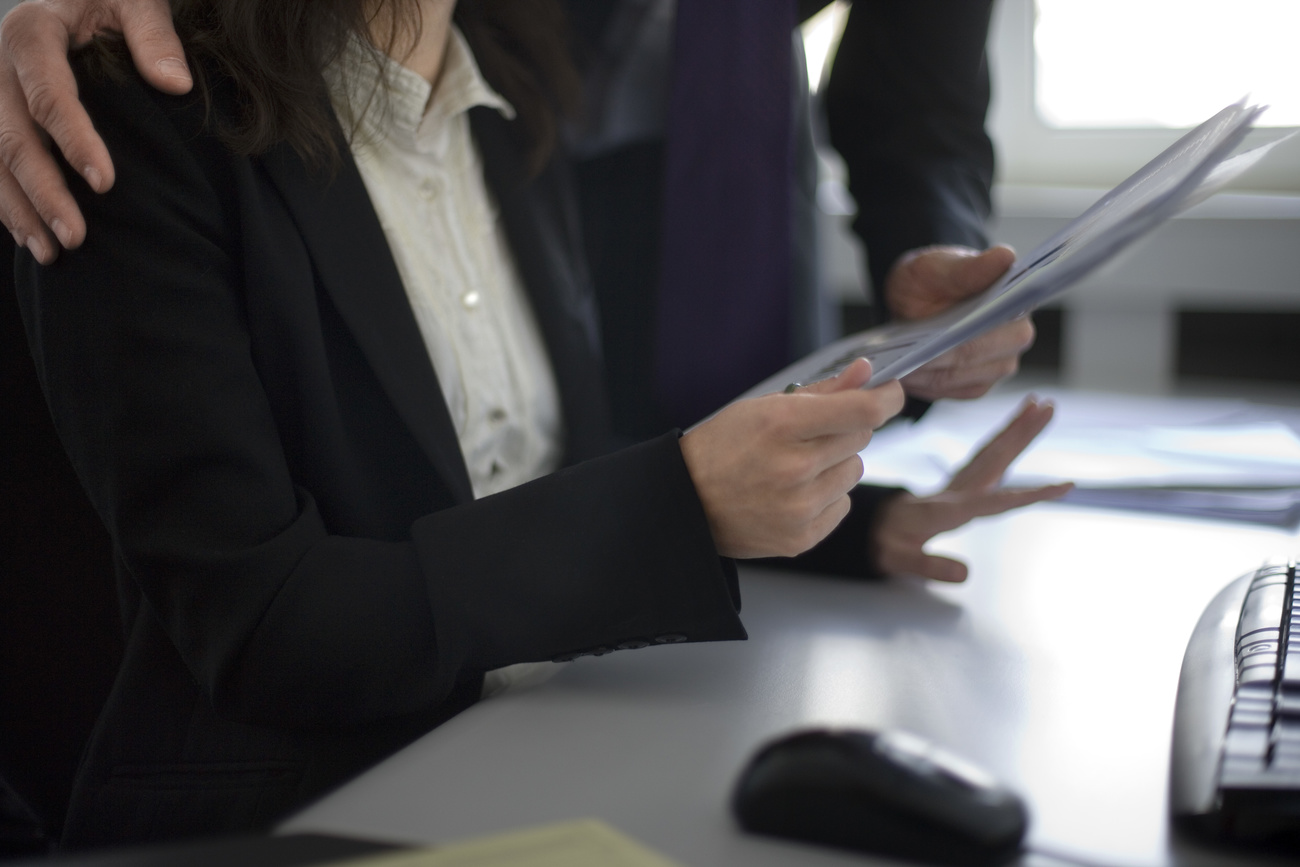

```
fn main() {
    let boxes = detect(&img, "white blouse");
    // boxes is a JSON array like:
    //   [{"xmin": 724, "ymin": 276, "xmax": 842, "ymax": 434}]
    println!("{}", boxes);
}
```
[{"xmin": 327, "ymin": 28, "xmax": 564, "ymax": 502}]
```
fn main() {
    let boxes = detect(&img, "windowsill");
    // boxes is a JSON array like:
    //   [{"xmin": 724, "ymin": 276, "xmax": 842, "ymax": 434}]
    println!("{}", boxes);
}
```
[{"xmin": 994, "ymin": 184, "xmax": 1300, "ymax": 221}]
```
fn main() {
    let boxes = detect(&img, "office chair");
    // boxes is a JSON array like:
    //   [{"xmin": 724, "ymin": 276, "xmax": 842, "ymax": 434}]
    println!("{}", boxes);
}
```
[{"xmin": 0, "ymin": 237, "xmax": 123, "ymax": 853}]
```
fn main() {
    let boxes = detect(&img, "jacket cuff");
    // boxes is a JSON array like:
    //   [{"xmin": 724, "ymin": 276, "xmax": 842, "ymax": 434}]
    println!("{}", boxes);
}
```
[{"xmin": 753, "ymin": 484, "xmax": 906, "ymax": 579}]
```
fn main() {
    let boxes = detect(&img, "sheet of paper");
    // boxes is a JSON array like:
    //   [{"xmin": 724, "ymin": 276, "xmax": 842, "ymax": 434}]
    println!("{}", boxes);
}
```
[
  {"xmin": 740, "ymin": 100, "xmax": 1289, "ymax": 401},
  {"xmin": 332, "ymin": 820, "xmax": 683, "ymax": 867},
  {"xmin": 856, "ymin": 391, "xmax": 1300, "ymax": 527}
]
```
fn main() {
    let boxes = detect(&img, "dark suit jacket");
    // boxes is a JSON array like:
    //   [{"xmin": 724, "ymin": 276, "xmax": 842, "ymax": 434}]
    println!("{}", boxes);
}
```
[
  {"xmin": 16, "ymin": 60, "xmax": 746, "ymax": 848},
  {"xmin": 567, "ymin": 0, "xmax": 996, "ymax": 436},
  {"xmin": 824, "ymin": 0, "xmax": 996, "ymax": 298}
]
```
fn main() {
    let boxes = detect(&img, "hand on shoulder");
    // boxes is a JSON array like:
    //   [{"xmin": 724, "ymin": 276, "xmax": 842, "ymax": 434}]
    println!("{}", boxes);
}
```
[{"xmin": 0, "ymin": 0, "xmax": 187, "ymax": 262}]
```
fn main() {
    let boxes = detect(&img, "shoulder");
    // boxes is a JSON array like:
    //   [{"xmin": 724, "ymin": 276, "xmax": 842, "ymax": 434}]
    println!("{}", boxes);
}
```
[{"xmin": 69, "ymin": 41, "xmax": 243, "ymax": 201}]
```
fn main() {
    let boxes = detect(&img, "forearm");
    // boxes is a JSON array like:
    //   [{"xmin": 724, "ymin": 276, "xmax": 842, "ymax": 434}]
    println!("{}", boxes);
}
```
[{"xmin": 825, "ymin": 0, "xmax": 996, "ymax": 306}]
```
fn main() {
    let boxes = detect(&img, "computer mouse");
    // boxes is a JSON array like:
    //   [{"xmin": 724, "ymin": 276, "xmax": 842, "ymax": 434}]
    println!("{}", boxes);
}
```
[{"xmin": 732, "ymin": 728, "xmax": 1028, "ymax": 866}]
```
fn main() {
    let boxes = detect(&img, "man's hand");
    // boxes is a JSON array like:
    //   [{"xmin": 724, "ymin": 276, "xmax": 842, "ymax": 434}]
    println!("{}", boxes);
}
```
[
  {"xmin": 0, "ymin": 0, "xmax": 187, "ymax": 263},
  {"xmin": 885, "ymin": 244, "xmax": 1035, "ymax": 402},
  {"xmin": 681, "ymin": 359, "xmax": 905, "ymax": 559},
  {"xmin": 872, "ymin": 397, "xmax": 1072, "ymax": 582}
]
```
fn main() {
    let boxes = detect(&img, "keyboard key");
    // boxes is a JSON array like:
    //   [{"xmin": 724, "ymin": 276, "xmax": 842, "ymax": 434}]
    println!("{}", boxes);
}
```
[
  {"xmin": 1226, "ymin": 724, "xmax": 1271, "ymax": 758},
  {"xmin": 1267, "ymin": 756, "xmax": 1300, "ymax": 779},
  {"xmin": 1221, "ymin": 756, "xmax": 1264, "ymax": 781},
  {"xmin": 1273, "ymin": 747, "xmax": 1300, "ymax": 768},
  {"xmin": 1232, "ymin": 701, "xmax": 1274, "ymax": 722},
  {"xmin": 1240, "ymin": 638, "xmax": 1279, "ymax": 655},
  {"xmin": 1238, "ymin": 584, "xmax": 1288, "ymax": 643},
  {"xmin": 1283, "ymin": 652, "xmax": 1300, "ymax": 686},
  {"xmin": 1275, "ymin": 718, "xmax": 1300, "ymax": 742},
  {"xmin": 1238, "ymin": 645, "xmax": 1280, "ymax": 671},
  {"xmin": 1239, "ymin": 683, "xmax": 1275, "ymax": 702},
  {"xmin": 1232, "ymin": 707, "xmax": 1273, "ymax": 727},
  {"xmin": 1238, "ymin": 628, "xmax": 1281, "ymax": 651},
  {"xmin": 1239, "ymin": 664, "xmax": 1277, "ymax": 687}
]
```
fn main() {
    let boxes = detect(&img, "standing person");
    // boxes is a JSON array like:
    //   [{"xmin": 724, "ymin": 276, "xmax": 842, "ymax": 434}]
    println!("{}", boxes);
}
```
[
  {"xmin": 7, "ymin": 0, "xmax": 1067, "ymax": 849},
  {"xmin": 565, "ymin": 0, "xmax": 1027, "ymax": 434}
]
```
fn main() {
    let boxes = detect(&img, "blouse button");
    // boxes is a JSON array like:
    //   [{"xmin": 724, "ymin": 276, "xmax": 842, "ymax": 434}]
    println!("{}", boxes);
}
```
[
  {"xmin": 460, "ymin": 289, "xmax": 481, "ymax": 310},
  {"xmin": 488, "ymin": 407, "xmax": 507, "ymax": 424},
  {"xmin": 419, "ymin": 177, "xmax": 442, "ymax": 199}
]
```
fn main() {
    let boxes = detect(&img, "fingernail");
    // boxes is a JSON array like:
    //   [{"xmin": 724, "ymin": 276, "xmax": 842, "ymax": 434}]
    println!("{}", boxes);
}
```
[
  {"xmin": 156, "ymin": 57, "xmax": 192, "ymax": 84},
  {"xmin": 50, "ymin": 218, "xmax": 73, "ymax": 248},
  {"xmin": 83, "ymin": 165, "xmax": 103, "ymax": 191},
  {"xmin": 26, "ymin": 235, "xmax": 48, "ymax": 264}
]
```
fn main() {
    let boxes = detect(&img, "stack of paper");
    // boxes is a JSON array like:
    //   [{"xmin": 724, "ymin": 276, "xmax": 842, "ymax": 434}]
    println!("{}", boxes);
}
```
[
  {"xmin": 858, "ymin": 392, "xmax": 1300, "ymax": 528},
  {"xmin": 740, "ymin": 99, "xmax": 1288, "ymax": 401}
]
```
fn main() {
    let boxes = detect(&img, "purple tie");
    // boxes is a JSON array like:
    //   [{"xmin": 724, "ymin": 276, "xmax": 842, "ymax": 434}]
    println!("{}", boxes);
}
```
[{"xmin": 654, "ymin": 0, "xmax": 795, "ymax": 427}]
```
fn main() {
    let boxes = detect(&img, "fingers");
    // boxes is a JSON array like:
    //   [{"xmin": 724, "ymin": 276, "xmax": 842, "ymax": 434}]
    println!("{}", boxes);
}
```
[
  {"xmin": 117, "ymin": 0, "xmax": 190, "ymax": 94},
  {"xmin": 870, "ymin": 479, "xmax": 1071, "ymax": 582},
  {"xmin": 947, "ymin": 398, "xmax": 1055, "ymax": 492},
  {"xmin": 0, "ymin": 2, "xmax": 103, "ymax": 257},
  {"xmin": 797, "ymin": 357, "xmax": 873, "ymax": 394},
  {"xmin": 877, "ymin": 541, "xmax": 970, "ymax": 583},
  {"xmin": 787, "ymin": 377, "xmax": 905, "ymax": 441},
  {"xmin": 901, "ymin": 317, "xmax": 1035, "ymax": 402},
  {"xmin": 921, "ymin": 317, "xmax": 1036, "ymax": 373},
  {"xmin": 950, "ymin": 483, "xmax": 1074, "ymax": 521},
  {"xmin": 885, "ymin": 244, "xmax": 1016, "ymax": 320},
  {"xmin": 0, "ymin": 0, "xmax": 183, "ymax": 258},
  {"xmin": 952, "ymin": 244, "xmax": 1015, "ymax": 297}
]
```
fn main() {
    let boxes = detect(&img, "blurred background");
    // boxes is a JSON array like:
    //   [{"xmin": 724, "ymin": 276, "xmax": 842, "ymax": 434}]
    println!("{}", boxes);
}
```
[
  {"xmin": 2, "ymin": 0, "xmax": 1295, "ymax": 399},
  {"xmin": 805, "ymin": 0, "xmax": 1300, "ymax": 401}
]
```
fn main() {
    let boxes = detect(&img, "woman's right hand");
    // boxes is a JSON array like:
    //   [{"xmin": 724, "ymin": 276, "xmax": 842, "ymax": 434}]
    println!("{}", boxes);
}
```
[{"xmin": 680, "ymin": 359, "xmax": 905, "ymax": 560}]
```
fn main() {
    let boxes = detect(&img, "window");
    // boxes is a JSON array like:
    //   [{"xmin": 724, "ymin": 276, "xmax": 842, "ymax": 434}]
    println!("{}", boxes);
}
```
[
  {"xmin": 1035, "ymin": 0, "xmax": 1300, "ymax": 128},
  {"xmin": 987, "ymin": 0, "xmax": 1299, "ymax": 191}
]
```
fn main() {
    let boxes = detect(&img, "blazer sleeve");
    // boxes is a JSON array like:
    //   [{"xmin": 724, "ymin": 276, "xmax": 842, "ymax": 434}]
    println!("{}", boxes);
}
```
[
  {"xmin": 824, "ymin": 0, "xmax": 996, "ymax": 308},
  {"xmin": 15, "ymin": 65, "xmax": 745, "ymax": 733},
  {"xmin": 750, "ymin": 483, "xmax": 903, "ymax": 579}
]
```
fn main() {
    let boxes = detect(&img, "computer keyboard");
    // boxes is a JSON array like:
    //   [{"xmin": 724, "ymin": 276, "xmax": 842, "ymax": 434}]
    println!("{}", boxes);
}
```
[{"xmin": 1170, "ymin": 559, "xmax": 1300, "ymax": 845}]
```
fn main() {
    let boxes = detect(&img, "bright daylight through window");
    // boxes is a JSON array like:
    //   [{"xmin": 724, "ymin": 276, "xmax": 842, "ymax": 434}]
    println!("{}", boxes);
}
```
[{"xmin": 1035, "ymin": 0, "xmax": 1300, "ymax": 128}]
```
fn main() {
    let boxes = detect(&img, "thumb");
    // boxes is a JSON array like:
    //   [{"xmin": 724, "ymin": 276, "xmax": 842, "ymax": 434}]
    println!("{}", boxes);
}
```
[
  {"xmin": 798, "ymin": 358, "xmax": 873, "ymax": 395},
  {"xmin": 949, "ymin": 244, "xmax": 1016, "ymax": 299},
  {"xmin": 119, "ymin": 0, "xmax": 192, "ymax": 94}
]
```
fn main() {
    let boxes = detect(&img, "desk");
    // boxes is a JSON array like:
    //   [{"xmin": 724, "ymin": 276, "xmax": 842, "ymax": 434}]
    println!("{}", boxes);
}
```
[{"xmin": 283, "ymin": 499, "xmax": 1298, "ymax": 865}]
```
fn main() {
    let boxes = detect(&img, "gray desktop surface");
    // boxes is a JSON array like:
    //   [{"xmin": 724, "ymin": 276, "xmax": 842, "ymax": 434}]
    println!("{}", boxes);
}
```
[{"xmin": 282, "ymin": 496, "xmax": 1300, "ymax": 866}]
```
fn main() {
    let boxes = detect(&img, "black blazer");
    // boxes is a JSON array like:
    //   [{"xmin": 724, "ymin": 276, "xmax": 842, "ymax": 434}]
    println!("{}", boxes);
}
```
[{"xmin": 16, "ymin": 62, "xmax": 745, "ymax": 848}]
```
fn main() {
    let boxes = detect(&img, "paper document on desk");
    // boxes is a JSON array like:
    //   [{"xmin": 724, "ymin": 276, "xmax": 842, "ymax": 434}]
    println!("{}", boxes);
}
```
[
  {"xmin": 858, "ymin": 392, "xmax": 1300, "ymax": 527},
  {"xmin": 333, "ymin": 819, "xmax": 683, "ymax": 867},
  {"xmin": 741, "ymin": 99, "xmax": 1284, "ymax": 399}
]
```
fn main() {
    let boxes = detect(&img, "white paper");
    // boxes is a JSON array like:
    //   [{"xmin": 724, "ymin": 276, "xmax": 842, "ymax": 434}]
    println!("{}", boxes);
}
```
[
  {"xmin": 740, "ymin": 100, "xmax": 1287, "ymax": 400},
  {"xmin": 857, "ymin": 392, "xmax": 1300, "ymax": 528}
]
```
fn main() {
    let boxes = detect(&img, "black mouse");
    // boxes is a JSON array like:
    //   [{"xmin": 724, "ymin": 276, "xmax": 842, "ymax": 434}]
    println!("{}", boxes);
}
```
[{"xmin": 732, "ymin": 728, "xmax": 1028, "ymax": 866}]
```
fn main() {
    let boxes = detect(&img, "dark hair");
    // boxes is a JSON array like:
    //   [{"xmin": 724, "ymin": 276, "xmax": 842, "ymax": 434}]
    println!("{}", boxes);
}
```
[{"xmin": 166, "ymin": 0, "xmax": 580, "ymax": 174}]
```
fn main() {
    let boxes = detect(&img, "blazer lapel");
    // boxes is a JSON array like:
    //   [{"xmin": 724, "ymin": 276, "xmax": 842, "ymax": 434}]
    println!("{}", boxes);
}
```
[
  {"xmin": 258, "ymin": 141, "xmax": 476, "ymax": 504},
  {"xmin": 470, "ymin": 108, "xmax": 613, "ymax": 463}
]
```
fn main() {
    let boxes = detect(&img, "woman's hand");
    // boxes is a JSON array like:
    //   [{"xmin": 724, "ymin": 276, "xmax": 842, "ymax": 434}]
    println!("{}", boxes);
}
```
[
  {"xmin": 872, "ymin": 397, "xmax": 1072, "ymax": 582},
  {"xmin": 680, "ymin": 359, "xmax": 905, "ymax": 560}
]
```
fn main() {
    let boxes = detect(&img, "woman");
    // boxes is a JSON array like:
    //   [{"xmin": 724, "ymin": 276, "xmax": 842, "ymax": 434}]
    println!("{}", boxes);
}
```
[{"xmin": 15, "ymin": 0, "xmax": 1065, "ymax": 848}]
